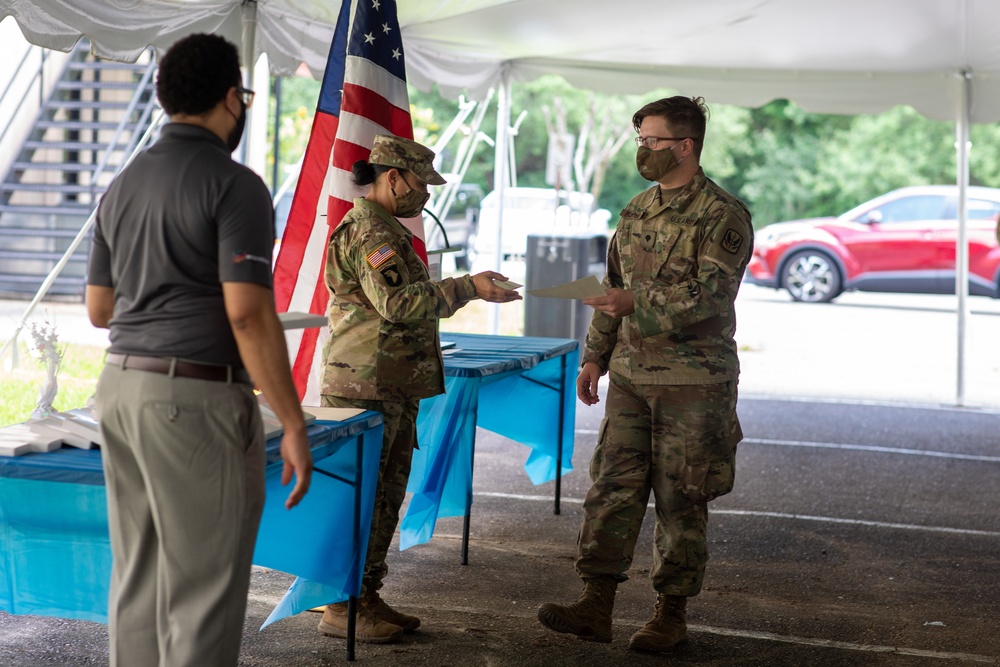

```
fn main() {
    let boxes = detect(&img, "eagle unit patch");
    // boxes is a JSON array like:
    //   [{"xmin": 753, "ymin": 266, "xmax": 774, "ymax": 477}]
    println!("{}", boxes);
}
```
[
  {"xmin": 380, "ymin": 265, "xmax": 403, "ymax": 286},
  {"xmin": 721, "ymin": 229, "xmax": 744, "ymax": 254},
  {"xmin": 366, "ymin": 243, "xmax": 396, "ymax": 269}
]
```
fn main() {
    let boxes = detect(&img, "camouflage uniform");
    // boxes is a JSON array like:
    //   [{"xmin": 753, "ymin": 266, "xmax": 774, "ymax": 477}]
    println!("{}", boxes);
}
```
[
  {"xmin": 577, "ymin": 168, "xmax": 753, "ymax": 596},
  {"xmin": 322, "ymin": 136, "xmax": 477, "ymax": 592}
]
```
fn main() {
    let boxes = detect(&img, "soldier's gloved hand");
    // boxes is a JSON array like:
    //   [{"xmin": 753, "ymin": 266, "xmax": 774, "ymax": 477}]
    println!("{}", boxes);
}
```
[
  {"xmin": 583, "ymin": 288, "xmax": 634, "ymax": 319},
  {"xmin": 472, "ymin": 271, "xmax": 523, "ymax": 303}
]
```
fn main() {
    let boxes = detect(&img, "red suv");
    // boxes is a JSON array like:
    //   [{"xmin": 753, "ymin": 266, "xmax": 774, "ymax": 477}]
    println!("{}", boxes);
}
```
[{"xmin": 746, "ymin": 185, "xmax": 1000, "ymax": 302}]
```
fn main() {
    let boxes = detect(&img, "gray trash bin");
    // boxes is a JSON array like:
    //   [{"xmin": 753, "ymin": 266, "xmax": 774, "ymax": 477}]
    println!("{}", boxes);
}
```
[{"xmin": 524, "ymin": 232, "xmax": 608, "ymax": 347}]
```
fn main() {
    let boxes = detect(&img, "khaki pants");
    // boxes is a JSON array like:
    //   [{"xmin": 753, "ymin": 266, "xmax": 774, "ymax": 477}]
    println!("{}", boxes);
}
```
[
  {"xmin": 96, "ymin": 363, "xmax": 265, "ymax": 667},
  {"xmin": 575, "ymin": 373, "xmax": 741, "ymax": 596},
  {"xmin": 321, "ymin": 395, "xmax": 419, "ymax": 593}
]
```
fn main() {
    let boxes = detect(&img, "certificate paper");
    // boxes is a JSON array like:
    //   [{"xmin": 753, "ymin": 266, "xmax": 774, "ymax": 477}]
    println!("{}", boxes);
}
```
[{"xmin": 527, "ymin": 275, "xmax": 606, "ymax": 299}]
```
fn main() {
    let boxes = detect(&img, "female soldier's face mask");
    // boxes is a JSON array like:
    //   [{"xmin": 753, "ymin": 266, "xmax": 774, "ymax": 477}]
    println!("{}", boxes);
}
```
[
  {"xmin": 392, "ymin": 174, "xmax": 430, "ymax": 218},
  {"xmin": 636, "ymin": 141, "xmax": 683, "ymax": 182}
]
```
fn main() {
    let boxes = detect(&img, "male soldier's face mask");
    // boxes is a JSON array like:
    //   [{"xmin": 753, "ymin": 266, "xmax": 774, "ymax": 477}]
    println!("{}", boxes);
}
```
[
  {"xmin": 392, "ymin": 173, "xmax": 430, "ymax": 218},
  {"xmin": 227, "ymin": 100, "xmax": 247, "ymax": 153},
  {"xmin": 636, "ymin": 142, "xmax": 682, "ymax": 182}
]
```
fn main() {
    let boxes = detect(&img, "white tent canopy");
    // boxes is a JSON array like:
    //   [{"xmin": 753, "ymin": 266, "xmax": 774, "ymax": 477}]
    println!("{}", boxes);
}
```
[
  {"xmin": 2, "ymin": 0, "xmax": 1000, "ymax": 123},
  {"xmin": 0, "ymin": 0, "xmax": 993, "ymax": 404}
]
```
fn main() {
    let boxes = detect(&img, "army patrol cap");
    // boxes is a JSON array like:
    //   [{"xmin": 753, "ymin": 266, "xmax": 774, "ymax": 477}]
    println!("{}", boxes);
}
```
[{"xmin": 369, "ymin": 133, "xmax": 446, "ymax": 185}]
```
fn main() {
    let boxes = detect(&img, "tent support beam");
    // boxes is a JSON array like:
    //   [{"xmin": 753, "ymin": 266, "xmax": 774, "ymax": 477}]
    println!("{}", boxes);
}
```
[
  {"xmin": 487, "ymin": 68, "xmax": 512, "ymax": 335},
  {"xmin": 955, "ymin": 70, "xmax": 971, "ymax": 406}
]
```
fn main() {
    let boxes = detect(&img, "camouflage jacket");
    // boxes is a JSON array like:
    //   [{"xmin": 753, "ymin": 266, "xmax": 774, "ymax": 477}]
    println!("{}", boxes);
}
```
[
  {"xmin": 322, "ymin": 198, "xmax": 478, "ymax": 400},
  {"xmin": 582, "ymin": 169, "xmax": 753, "ymax": 385}
]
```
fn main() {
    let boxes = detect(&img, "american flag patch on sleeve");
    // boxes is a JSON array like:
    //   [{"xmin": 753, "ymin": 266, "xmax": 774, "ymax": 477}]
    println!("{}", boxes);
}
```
[{"xmin": 366, "ymin": 243, "xmax": 396, "ymax": 269}]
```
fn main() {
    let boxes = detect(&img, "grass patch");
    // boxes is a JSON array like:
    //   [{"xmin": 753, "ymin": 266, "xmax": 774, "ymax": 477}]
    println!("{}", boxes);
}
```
[{"xmin": 0, "ymin": 341, "xmax": 105, "ymax": 427}]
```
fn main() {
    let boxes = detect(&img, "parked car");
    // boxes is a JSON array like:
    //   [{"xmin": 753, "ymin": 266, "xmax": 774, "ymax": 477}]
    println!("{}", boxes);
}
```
[
  {"xmin": 423, "ymin": 183, "xmax": 483, "ymax": 271},
  {"xmin": 471, "ymin": 187, "xmax": 611, "ymax": 263},
  {"xmin": 746, "ymin": 185, "xmax": 1000, "ymax": 302}
]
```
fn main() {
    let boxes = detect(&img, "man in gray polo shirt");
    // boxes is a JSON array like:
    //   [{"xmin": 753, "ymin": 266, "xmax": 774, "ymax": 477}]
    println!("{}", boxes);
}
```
[{"xmin": 86, "ymin": 33, "xmax": 312, "ymax": 667}]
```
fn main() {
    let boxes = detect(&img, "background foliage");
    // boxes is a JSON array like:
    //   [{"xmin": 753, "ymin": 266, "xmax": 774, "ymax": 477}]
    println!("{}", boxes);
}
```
[{"xmin": 266, "ymin": 74, "xmax": 1000, "ymax": 230}]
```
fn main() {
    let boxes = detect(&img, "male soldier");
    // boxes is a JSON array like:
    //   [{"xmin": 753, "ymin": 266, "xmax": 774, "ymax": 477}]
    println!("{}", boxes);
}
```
[
  {"xmin": 318, "ymin": 133, "xmax": 521, "ymax": 643},
  {"xmin": 537, "ymin": 96, "xmax": 753, "ymax": 653}
]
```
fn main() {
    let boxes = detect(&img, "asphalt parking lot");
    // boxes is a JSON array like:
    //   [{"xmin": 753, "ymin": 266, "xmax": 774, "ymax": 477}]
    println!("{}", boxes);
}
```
[{"xmin": 2, "ymin": 285, "xmax": 999, "ymax": 665}]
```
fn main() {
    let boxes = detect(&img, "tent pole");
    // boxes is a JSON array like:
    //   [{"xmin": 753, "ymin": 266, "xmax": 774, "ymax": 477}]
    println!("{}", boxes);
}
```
[
  {"xmin": 238, "ymin": 0, "xmax": 258, "ymax": 166},
  {"xmin": 488, "ymin": 68, "xmax": 512, "ymax": 335},
  {"xmin": 955, "ymin": 70, "xmax": 971, "ymax": 406}
]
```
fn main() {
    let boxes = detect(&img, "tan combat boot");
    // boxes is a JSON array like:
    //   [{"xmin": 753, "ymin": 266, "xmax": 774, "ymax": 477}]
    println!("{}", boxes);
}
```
[
  {"xmin": 628, "ymin": 593, "xmax": 688, "ymax": 652},
  {"xmin": 536, "ymin": 577, "xmax": 617, "ymax": 643},
  {"xmin": 318, "ymin": 601, "xmax": 403, "ymax": 644},
  {"xmin": 363, "ymin": 590, "xmax": 421, "ymax": 633}
]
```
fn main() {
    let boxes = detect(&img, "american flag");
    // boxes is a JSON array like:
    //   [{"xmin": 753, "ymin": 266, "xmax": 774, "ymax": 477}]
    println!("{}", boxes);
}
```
[{"xmin": 272, "ymin": 0, "xmax": 418, "ymax": 404}]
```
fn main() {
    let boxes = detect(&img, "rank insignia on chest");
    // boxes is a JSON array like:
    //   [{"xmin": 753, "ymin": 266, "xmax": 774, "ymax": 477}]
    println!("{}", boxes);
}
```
[
  {"xmin": 721, "ymin": 229, "xmax": 744, "ymax": 254},
  {"xmin": 366, "ymin": 243, "xmax": 396, "ymax": 269}
]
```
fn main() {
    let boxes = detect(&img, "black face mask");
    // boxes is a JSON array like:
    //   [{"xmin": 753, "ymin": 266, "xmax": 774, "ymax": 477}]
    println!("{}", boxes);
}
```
[{"xmin": 227, "ymin": 100, "xmax": 246, "ymax": 153}]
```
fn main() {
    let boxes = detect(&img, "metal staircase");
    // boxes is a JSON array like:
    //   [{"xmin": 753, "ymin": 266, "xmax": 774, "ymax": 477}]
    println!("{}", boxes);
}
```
[{"xmin": 0, "ymin": 40, "xmax": 158, "ymax": 300}]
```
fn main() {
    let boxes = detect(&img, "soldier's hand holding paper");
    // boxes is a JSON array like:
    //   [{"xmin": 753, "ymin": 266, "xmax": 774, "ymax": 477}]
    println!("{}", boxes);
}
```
[
  {"xmin": 472, "ymin": 271, "xmax": 523, "ymax": 302},
  {"xmin": 583, "ymin": 287, "xmax": 635, "ymax": 318}
]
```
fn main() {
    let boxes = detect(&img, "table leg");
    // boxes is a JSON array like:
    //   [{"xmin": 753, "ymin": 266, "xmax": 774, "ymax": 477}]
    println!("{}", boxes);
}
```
[
  {"xmin": 555, "ymin": 353, "xmax": 567, "ymax": 515},
  {"xmin": 462, "ymin": 408, "xmax": 478, "ymax": 566},
  {"xmin": 346, "ymin": 596, "xmax": 357, "ymax": 661},
  {"xmin": 347, "ymin": 432, "xmax": 364, "ymax": 660}
]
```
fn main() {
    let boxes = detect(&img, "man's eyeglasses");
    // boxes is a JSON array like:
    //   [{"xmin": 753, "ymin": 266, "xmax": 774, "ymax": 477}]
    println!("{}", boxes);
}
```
[
  {"xmin": 634, "ymin": 136, "xmax": 688, "ymax": 150},
  {"xmin": 236, "ymin": 85, "xmax": 255, "ymax": 108}
]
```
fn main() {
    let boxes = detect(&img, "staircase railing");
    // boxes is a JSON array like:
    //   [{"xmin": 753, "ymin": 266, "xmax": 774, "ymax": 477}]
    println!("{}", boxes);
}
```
[
  {"xmin": 0, "ymin": 109, "xmax": 166, "ymax": 372},
  {"xmin": 88, "ymin": 56, "xmax": 158, "ymax": 201},
  {"xmin": 0, "ymin": 45, "xmax": 43, "ymax": 150}
]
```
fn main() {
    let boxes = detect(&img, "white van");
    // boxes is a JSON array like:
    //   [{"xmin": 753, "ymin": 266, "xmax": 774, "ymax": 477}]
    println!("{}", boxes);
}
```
[{"xmin": 472, "ymin": 187, "xmax": 611, "ymax": 262}]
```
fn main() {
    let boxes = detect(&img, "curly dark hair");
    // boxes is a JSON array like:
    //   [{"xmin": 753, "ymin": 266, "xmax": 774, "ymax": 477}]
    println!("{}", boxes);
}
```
[
  {"xmin": 633, "ymin": 96, "xmax": 709, "ymax": 155},
  {"xmin": 155, "ymin": 33, "xmax": 241, "ymax": 116}
]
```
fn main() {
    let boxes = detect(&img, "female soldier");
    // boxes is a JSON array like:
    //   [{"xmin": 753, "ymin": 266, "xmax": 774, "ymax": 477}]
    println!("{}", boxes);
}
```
[{"xmin": 318, "ymin": 133, "xmax": 521, "ymax": 644}]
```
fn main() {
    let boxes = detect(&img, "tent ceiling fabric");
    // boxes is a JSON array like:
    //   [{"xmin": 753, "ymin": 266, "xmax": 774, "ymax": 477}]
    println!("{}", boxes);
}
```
[{"xmin": 2, "ymin": 0, "xmax": 1000, "ymax": 122}]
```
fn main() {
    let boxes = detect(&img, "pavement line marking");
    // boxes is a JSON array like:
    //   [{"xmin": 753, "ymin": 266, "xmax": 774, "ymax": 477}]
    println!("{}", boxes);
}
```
[
  {"xmin": 740, "ymin": 392, "xmax": 1000, "ymax": 414},
  {"xmin": 743, "ymin": 437, "xmax": 1000, "ymax": 463},
  {"xmin": 243, "ymin": 589, "xmax": 998, "ymax": 664},
  {"xmin": 577, "ymin": 433, "xmax": 1000, "ymax": 464},
  {"xmin": 711, "ymin": 509, "xmax": 1000, "ymax": 538},
  {"xmin": 685, "ymin": 624, "xmax": 998, "ymax": 664},
  {"xmin": 473, "ymin": 492, "xmax": 1000, "ymax": 538}
]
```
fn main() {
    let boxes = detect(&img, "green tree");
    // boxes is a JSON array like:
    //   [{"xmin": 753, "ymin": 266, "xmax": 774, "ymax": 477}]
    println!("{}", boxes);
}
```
[
  {"xmin": 267, "ymin": 73, "xmax": 1000, "ymax": 234},
  {"xmin": 265, "ymin": 75, "xmax": 320, "ymax": 191}
]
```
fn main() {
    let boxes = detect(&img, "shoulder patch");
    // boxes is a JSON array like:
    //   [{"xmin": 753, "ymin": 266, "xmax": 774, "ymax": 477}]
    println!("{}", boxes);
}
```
[
  {"xmin": 721, "ymin": 229, "xmax": 744, "ymax": 254},
  {"xmin": 366, "ymin": 242, "xmax": 396, "ymax": 269},
  {"xmin": 380, "ymin": 265, "xmax": 403, "ymax": 287}
]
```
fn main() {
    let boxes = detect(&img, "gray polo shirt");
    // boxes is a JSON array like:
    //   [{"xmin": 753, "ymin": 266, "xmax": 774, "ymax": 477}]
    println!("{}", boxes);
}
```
[{"xmin": 88, "ymin": 123, "xmax": 274, "ymax": 367}]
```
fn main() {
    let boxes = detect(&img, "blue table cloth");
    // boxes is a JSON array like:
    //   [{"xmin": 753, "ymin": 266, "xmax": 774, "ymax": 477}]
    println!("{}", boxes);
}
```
[
  {"xmin": 402, "ymin": 332, "xmax": 579, "ymax": 550},
  {"xmin": 274, "ymin": 333, "xmax": 580, "ymax": 616},
  {"xmin": 0, "ymin": 413, "xmax": 384, "ymax": 625}
]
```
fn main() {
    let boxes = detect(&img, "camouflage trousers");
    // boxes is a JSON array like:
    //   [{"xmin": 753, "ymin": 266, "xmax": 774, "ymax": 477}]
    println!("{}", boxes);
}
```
[
  {"xmin": 321, "ymin": 395, "xmax": 420, "ymax": 593},
  {"xmin": 575, "ymin": 373, "xmax": 741, "ymax": 596}
]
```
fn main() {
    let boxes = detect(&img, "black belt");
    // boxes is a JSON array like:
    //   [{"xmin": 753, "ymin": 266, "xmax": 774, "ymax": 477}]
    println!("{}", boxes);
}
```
[{"xmin": 106, "ymin": 353, "xmax": 251, "ymax": 384}]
